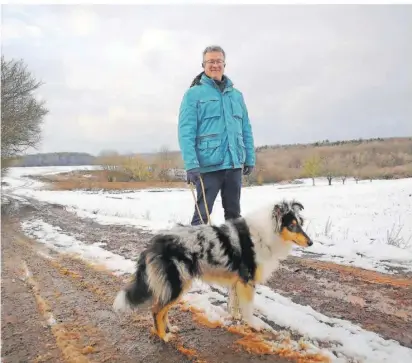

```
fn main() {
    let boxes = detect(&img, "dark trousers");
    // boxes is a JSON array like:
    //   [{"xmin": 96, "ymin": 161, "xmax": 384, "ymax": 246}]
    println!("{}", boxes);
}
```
[{"xmin": 191, "ymin": 168, "xmax": 242, "ymax": 226}]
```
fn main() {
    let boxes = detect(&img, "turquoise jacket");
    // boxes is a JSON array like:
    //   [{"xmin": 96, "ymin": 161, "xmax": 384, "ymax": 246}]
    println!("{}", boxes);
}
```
[{"xmin": 178, "ymin": 73, "xmax": 256, "ymax": 173}]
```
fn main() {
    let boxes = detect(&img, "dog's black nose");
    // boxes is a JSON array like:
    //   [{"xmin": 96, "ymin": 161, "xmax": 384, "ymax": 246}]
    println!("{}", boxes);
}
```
[{"xmin": 307, "ymin": 239, "xmax": 313, "ymax": 247}]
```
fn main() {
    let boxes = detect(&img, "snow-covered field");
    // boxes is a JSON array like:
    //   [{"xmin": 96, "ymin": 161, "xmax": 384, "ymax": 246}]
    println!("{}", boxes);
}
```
[
  {"xmin": 3, "ymin": 165, "xmax": 412, "ymax": 363},
  {"xmin": 4, "ymin": 165, "xmax": 412, "ymax": 274}
]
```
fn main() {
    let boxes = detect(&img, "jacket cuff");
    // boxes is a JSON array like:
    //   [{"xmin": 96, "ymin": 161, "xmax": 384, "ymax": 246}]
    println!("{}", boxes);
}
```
[{"xmin": 185, "ymin": 162, "xmax": 200, "ymax": 171}]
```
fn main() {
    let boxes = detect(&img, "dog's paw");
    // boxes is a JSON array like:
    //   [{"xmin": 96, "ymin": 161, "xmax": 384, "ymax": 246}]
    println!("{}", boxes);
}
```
[
  {"xmin": 162, "ymin": 332, "xmax": 176, "ymax": 343},
  {"xmin": 230, "ymin": 311, "xmax": 242, "ymax": 321},
  {"xmin": 167, "ymin": 325, "xmax": 180, "ymax": 333},
  {"xmin": 150, "ymin": 327, "xmax": 157, "ymax": 336},
  {"xmin": 243, "ymin": 315, "xmax": 263, "ymax": 332},
  {"xmin": 227, "ymin": 300, "xmax": 242, "ymax": 320}
]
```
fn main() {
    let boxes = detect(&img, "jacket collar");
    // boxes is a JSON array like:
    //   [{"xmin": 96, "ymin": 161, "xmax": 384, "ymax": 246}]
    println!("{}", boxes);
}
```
[{"xmin": 200, "ymin": 73, "xmax": 233, "ymax": 92}]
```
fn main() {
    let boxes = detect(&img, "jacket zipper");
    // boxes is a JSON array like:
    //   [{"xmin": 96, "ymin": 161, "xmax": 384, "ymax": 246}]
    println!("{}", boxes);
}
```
[
  {"xmin": 210, "ymin": 80, "xmax": 236, "ymax": 169},
  {"xmin": 220, "ymin": 87, "xmax": 235, "ymax": 169}
]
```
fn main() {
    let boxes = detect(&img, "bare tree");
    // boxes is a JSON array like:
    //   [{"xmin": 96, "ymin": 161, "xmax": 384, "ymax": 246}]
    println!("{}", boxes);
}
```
[
  {"xmin": 321, "ymin": 155, "xmax": 338, "ymax": 186},
  {"xmin": 352, "ymin": 153, "xmax": 365, "ymax": 184},
  {"xmin": 153, "ymin": 145, "xmax": 174, "ymax": 181},
  {"xmin": 1, "ymin": 56, "xmax": 48, "ymax": 175},
  {"xmin": 338, "ymin": 155, "xmax": 351, "ymax": 185}
]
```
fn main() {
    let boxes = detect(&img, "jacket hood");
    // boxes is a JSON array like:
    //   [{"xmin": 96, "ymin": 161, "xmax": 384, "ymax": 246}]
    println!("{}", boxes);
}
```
[{"xmin": 189, "ymin": 72, "xmax": 233, "ymax": 90}]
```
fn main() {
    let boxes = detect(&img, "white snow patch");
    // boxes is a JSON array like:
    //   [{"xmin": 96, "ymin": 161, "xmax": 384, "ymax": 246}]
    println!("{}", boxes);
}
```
[
  {"xmin": 2, "ymin": 165, "xmax": 100, "ymax": 190},
  {"xmin": 21, "ymin": 219, "xmax": 136, "ymax": 276}
]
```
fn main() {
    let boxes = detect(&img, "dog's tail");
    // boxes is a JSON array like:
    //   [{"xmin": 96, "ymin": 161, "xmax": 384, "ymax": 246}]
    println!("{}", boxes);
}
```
[{"xmin": 113, "ymin": 251, "xmax": 152, "ymax": 313}]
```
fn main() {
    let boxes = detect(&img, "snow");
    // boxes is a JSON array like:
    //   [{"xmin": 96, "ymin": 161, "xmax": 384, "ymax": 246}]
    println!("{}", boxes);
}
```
[
  {"xmin": 21, "ymin": 219, "xmax": 136, "ymax": 276},
  {"xmin": 20, "ymin": 217, "xmax": 412, "ymax": 363},
  {"xmin": 4, "ymin": 166, "xmax": 412, "ymax": 274},
  {"xmin": 254, "ymin": 285, "xmax": 411, "ymax": 362},
  {"xmin": 5, "ymin": 165, "xmax": 412, "ymax": 362},
  {"xmin": 2, "ymin": 165, "xmax": 99, "ymax": 190}
]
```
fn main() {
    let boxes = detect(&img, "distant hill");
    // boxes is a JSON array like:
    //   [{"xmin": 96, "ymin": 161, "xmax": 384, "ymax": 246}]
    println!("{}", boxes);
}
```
[
  {"xmin": 14, "ymin": 152, "xmax": 97, "ymax": 167},
  {"xmin": 253, "ymin": 136, "xmax": 412, "ymax": 183}
]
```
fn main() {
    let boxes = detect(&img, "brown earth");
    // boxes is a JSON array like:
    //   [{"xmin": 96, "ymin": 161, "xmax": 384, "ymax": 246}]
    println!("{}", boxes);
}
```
[{"xmin": 2, "ymin": 196, "xmax": 412, "ymax": 362}]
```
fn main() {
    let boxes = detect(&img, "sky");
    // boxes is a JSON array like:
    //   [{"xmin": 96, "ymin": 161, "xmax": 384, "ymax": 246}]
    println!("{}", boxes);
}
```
[{"xmin": 2, "ymin": 4, "xmax": 412, "ymax": 155}]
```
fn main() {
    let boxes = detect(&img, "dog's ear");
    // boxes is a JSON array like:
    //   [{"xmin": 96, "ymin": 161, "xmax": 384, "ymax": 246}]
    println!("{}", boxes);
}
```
[
  {"xmin": 291, "ymin": 201, "xmax": 304, "ymax": 213},
  {"xmin": 272, "ymin": 204, "xmax": 283, "ymax": 221}
]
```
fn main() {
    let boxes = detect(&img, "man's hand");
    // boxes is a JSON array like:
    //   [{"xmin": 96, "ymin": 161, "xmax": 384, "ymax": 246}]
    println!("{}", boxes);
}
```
[
  {"xmin": 243, "ymin": 165, "xmax": 254, "ymax": 176},
  {"xmin": 186, "ymin": 168, "xmax": 200, "ymax": 184}
]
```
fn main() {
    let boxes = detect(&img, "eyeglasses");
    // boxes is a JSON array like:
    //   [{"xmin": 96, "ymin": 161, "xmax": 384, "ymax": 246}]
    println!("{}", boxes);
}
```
[{"xmin": 204, "ymin": 59, "xmax": 225, "ymax": 65}]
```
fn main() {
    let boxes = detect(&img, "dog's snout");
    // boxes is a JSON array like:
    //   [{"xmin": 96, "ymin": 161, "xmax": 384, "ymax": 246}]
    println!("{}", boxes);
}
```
[{"xmin": 307, "ymin": 239, "xmax": 313, "ymax": 247}]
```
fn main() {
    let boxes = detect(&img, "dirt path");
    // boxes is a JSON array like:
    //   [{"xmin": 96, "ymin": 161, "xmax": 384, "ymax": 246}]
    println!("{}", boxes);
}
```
[
  {"xmin": 1, "ymin": 236, "xmax": 65, "ymax": 363},
  {"xmin": 1, "ymin": 216, "xmax": 295, "ymax": 363}
]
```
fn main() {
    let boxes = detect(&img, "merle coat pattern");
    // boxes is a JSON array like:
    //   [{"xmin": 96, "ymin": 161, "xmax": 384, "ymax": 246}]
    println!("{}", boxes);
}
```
[{"xmin": 113, "ymin": 199, "xmax": 312, "ymax": 342}]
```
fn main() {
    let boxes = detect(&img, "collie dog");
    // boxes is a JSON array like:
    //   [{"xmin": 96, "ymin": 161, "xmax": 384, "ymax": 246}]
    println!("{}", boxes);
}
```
[{"xmin": 113, "ymin": 199, "xmax": 313, "ymax": 342}]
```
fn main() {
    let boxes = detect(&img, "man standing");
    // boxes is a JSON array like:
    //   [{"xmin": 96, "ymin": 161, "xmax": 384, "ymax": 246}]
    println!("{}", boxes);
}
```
[{"xmin": 178, "ymin": 45, "xmax": 256, "ymax": 226}]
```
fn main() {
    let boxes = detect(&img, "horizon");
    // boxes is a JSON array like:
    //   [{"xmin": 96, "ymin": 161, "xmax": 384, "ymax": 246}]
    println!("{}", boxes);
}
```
[{"xmin": 18, "ymin": 135, "xmax": 411, "ymax": 158}]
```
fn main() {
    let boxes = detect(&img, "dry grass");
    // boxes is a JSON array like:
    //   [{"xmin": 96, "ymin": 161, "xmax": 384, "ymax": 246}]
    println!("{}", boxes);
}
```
[
  {"xmin": 37, "ymin": 169, "xmax": 187, "ymax": 191},
  {"xmin": 386, "ymin": 220, "xmax": 412, "ymax": 249},
  {"xmin": 50, "ymin": 179, "xmax": 187, "ymax": 191}
]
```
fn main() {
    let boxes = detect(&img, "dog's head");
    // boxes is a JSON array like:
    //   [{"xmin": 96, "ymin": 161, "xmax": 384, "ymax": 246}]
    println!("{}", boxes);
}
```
[{"xmin": 271, "ymin": 200, "xmax": 313, "ymax": 247}]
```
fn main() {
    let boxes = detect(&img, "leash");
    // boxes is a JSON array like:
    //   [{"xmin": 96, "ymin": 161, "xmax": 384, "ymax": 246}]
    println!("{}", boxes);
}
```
[
  {"xmin": 188, "ymin": 175, "xmax": 241, "ymax": 319},
  {"xmin": 188, "ymin": 176, "xmax": 211, "ymax": 225}
]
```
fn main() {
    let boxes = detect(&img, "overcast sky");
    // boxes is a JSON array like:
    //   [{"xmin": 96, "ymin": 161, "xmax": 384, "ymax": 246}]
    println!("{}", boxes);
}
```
[{"xmin": 2, "ymin": 4, "xmax": 411, "ymax": 155}]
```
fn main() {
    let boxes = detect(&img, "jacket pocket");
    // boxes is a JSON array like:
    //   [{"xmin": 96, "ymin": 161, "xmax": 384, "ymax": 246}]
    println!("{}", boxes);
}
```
[
  {"xmin": 230, "ymin": 98, "xmax": 244, "ymax": 121},
  {"xmin": 198, "ymin": 98, "xmax": 221, "ymax": 121},
  {"xmin": 196, "ymin": 134, "xmax": 224, "ymax": 168},
  {"xmin": 237, "ymin": 134, "xmax": 246, "ymax": 164}
]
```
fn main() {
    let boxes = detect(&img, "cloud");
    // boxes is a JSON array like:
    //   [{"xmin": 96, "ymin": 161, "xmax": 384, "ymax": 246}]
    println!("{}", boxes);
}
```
[
  {"xmin": 66, "ymin": 6, "xmax": 99, "ymax": 36},
  {"xmin": 1, "ymin": 20, "xmax": 42, "ymax": 40},
  {"xmin": 2, "ymin": 4, "xmax": 411, "ymax": 155}
]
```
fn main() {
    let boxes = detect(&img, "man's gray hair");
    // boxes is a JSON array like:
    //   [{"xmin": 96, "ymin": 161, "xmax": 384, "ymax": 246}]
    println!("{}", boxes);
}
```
[{"xmin": 203, "ymin": 45, "xmax": 226, "ymax": 62}]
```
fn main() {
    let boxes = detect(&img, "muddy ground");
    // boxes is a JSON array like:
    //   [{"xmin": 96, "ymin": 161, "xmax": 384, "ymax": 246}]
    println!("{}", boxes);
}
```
[{"xmin": 2, "ymin": 197, "xmax": 412, "ymax": 363}]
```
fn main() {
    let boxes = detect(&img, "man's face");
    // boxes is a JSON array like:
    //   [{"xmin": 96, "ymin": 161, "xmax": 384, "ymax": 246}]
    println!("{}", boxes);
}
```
[{"xmin": 203, "ymin": 51, "xmax": 225, "ymax": 81}]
